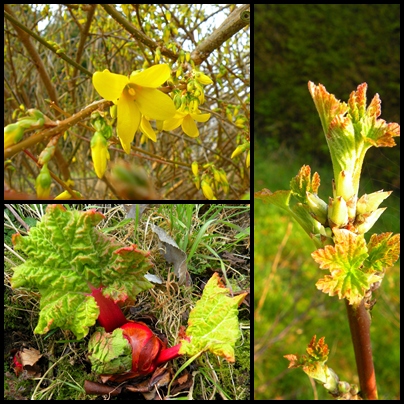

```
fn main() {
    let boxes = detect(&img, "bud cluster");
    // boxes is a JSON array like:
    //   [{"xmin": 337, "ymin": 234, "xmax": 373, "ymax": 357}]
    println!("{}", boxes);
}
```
[
  {"xmin": 191, "ymin": 161, "xmax": 229, "ymax": 200},
  {"xmin": 305, "ymin": 168, "xmax": 392, "ymax": 239}
]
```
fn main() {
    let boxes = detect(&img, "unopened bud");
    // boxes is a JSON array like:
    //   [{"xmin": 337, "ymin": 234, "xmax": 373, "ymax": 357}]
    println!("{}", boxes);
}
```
[
  {"xmin": 191, "ymin": 161, "xmax": 198, "ymax": 176},
  {"xmin": 306, "ymin": 192, "xmax": 328, "ymax": 224},
  {"xmin": 336, "ymin": 170, "xmax": 355, "ymax": 201},
  {"xmin": 328, "ymin": 196, "xmax": 348, "ymax": 228}
]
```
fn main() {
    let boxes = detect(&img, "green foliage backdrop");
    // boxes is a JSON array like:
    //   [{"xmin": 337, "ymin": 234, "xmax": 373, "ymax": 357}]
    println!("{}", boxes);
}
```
[{"xmin": 254, "ymin": 4, "xmax": 399, "ymax": 191}]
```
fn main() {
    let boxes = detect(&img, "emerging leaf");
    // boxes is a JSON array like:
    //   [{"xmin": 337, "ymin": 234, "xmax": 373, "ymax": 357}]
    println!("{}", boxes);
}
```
[
  {"xmin": 312, "ymin": 229, "xmax": 386, "ymax": 306},
  {"xmin": 11, "ymin": 205, "xmax": 153, "ymax": 339}
]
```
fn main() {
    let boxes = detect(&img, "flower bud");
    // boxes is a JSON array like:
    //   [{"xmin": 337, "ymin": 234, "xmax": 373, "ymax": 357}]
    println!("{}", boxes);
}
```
[
  {"xmin": 356, "ymin": 190, "xmax": 392, "ymax": 215},
  {"xmin": 4, "ymin": 123, "xmax": 24, "ymax": 148},
  {"xmin": 194, "ymin": 71, "xmax": 213, "ymax": 85},
  {"xmin": 54, "ymin": 190, "xmax": 82, "ymax": 200},
  {"xmin": 91, "ymin": 132, "xmax": 110, "ymax": 179},
  {"xmin": 306, "ymin": 192, "xmax": 328, "ymax": 224},
  {"xmin": 36, "ymin": 164, "xmax": 52, "ymax": 198},
  {"xmin": 246, "ymin": 150, "xmax": 250, "ymax": 168},
  {"xmin": 201, "ymin": 180, "xmax": 216, "ymax": 200},
  {"xmin": 231, "ymin": 142, "xmax": 250, "ymax": 159},
  {"xmin": 328, "ymin": 196, "xmax": 348, "ymax": 227},
  {"xmin": 191, "ymin": 161, "xmax": 199, "ymax": 176}
]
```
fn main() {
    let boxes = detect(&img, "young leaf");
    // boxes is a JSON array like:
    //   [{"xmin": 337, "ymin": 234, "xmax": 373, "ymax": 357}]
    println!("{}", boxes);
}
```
[
  {"xmin": 179, "ymin": 273, "xmax": 247, "ymax": 362},
  {"xmin": 312, "ymin": 229, "xmax": 382, "ymax": 306},
  {"xmin": 11, "ymin": 205, "xmax": 153, "ymax": 340}
]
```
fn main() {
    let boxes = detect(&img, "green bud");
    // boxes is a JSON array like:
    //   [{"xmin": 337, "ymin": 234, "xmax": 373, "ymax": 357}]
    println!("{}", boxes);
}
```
[
  {"xmin": 328, "ymin": 196, "xmax": 348, "ymax": 228},
  {"xmin": 306, "ymin": 191, "xmax": 328, "ymax": 224},
  {"xmin": 35, "ymin": 164, "xmax": 52, "ymax": 198},
  {"xmin": 338, "ymin": 381, "xmax": 351, "ymax": 394},
  {"xmin": 336, "ymin": 170, "xmax": 355, "ymax": 201},
  {"xmin": 4, "ymin": 123, "xmax": 24, "ymax": 148}
]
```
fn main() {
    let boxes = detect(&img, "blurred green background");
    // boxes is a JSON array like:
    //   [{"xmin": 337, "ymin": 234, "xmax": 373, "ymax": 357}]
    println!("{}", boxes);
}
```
[
  {"xmin": 254, "ymin": 4, "xmax": 400, "ymax": 400},
  {"xmin": 254, "ymin": 3, "xmax": 400, "ymax": 192}
]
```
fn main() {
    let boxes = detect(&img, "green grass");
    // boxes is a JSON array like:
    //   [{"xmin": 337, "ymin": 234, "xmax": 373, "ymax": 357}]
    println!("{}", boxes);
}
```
[{"xmin": 254, "ymin": 147, "xmax": 400, "ymax": 400}]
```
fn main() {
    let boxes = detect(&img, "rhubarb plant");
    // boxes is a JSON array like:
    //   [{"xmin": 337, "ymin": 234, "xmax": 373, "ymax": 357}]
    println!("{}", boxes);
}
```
[
  {"xmin": 255, "ymin": 82, "xmax": 400, "ymax": 399},
  {"xmin": 10, "ymin": 205, "xmax": 246, "ymax": 384}
]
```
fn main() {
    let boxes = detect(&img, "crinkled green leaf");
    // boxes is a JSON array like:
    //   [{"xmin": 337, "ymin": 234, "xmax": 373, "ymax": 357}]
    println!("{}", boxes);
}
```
[
  {"xmin": 88, "ymin": 328, "xmax": 132, "ymax": 374},
  {"xmin": 312, "ymin": 229, "xmax": 381, "ymax": 306},
  {"xmin": 179, "ymin": 273, "xmax": 246, "ymax": 362},
  {"xmin": 11, "ymin": 205, "xmax": 153, "ymax": 339}
]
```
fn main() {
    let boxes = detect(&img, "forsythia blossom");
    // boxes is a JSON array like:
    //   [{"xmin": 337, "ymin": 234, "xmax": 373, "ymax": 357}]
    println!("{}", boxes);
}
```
[{"xmin": 92, "ymin": 64, "xmax": 176, "ymax": 153}]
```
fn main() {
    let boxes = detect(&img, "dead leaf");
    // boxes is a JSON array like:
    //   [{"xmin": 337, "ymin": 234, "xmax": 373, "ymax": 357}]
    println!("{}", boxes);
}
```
[
  {"xmin": 150, "ymin": 224, "xmax": 191, "ymax": 286},
  {"xmin": 20, "ymin": 347, "xmax": 42, "ymax": 366}
]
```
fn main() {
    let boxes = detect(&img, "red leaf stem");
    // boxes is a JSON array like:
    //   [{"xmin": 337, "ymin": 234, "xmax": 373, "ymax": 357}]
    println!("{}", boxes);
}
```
[{"xmin": 89, "ymin": 284, "xmax": 127, "ymax": 332}]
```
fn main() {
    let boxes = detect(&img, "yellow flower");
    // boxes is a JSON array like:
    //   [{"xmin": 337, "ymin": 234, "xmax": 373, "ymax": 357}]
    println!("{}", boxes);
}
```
[
  {"xmin": 92, "ymin": 64, "xmax": 176, "ymax": 153},
  {"xmin": 163, "ymin": 110, "xmax": 210, "ymax": 138},
  {"xmin": 91, "ymin": 132, "xmax": 110, "ymax": 178}
]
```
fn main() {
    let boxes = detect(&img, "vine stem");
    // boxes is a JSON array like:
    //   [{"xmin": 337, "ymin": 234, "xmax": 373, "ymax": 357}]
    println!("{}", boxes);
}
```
[{"xmin": 345, "ymin": 299, "xmax": 378, "ymax": 400}]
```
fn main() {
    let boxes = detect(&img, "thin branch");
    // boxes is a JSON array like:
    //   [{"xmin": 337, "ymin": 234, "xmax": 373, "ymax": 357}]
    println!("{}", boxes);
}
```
[
  {"xmin": 190, "ymin": 5, "xmax": 250, "ymax": 65},
  {"xmin": 4, "ymin": 99, "xmax": 112, "ymax": 159},
  {"xmin": 100, "ymin": 4, "xmax": 178, "ymax": 61}
]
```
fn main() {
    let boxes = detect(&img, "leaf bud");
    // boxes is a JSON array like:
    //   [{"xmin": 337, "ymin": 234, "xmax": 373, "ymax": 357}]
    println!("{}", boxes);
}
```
[
  {"xmin": 356, "ymin": 190, "xmax": 392, "ymax": 215},
  {"xmin": 355, "ymin": 208, "xmax": 386, "ymax": 234},
  {"xmin": 336, "ymin": 170, "xmax": 355, "ymax": 201},
  {"xmin": 306, "ymin": 191, "xmax": 328, "ymax": 224},
  {"xmin": 328, "ymin": 196, "xmax": 348, "ymax": 228}
]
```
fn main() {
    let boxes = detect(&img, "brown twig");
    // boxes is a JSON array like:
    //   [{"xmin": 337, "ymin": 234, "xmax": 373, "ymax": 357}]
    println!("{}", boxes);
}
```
[{"xmin": 4, "ymin": 99, "xmax": 112, "ymax": 159}]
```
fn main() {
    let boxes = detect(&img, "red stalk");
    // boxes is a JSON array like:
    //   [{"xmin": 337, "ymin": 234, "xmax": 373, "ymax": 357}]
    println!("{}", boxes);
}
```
[
  {"xmin": 155, "ymin": 343, "xmax": 182, "ymax": 365},
  {"xmin": 88, "ymin": 284, "xmax": 127, "ymax": 332}
]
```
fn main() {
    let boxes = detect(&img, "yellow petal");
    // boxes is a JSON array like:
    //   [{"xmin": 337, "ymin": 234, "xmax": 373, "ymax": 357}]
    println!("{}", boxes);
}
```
[
  {"xmin": 117, "ymin": 92, "xmax": 141, "ymax": 154},
  {"xmin": 191, "ymin": 113, "xmax": 211, "ymax": 123},
  {"xmin": 162, "ymin": 116, "xmax": 183, "ymax": 131},
  {"xmin": 129, "ymin": 64, "xmax": 171, "ymax": 88},
  {"xmin": 92, "ymin": 70, "xmax": 128, "ymax": 101},
  {"xmin": 182, "ymin": 114, "xmax": 199, "ymax": 138},
  {"xmin": 140, "ymin": 116, "xmax": 157, "ymax": 142},
  {"xmin": 135, "ymin": 87, "xmax": 176, "ymax": 120}
]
